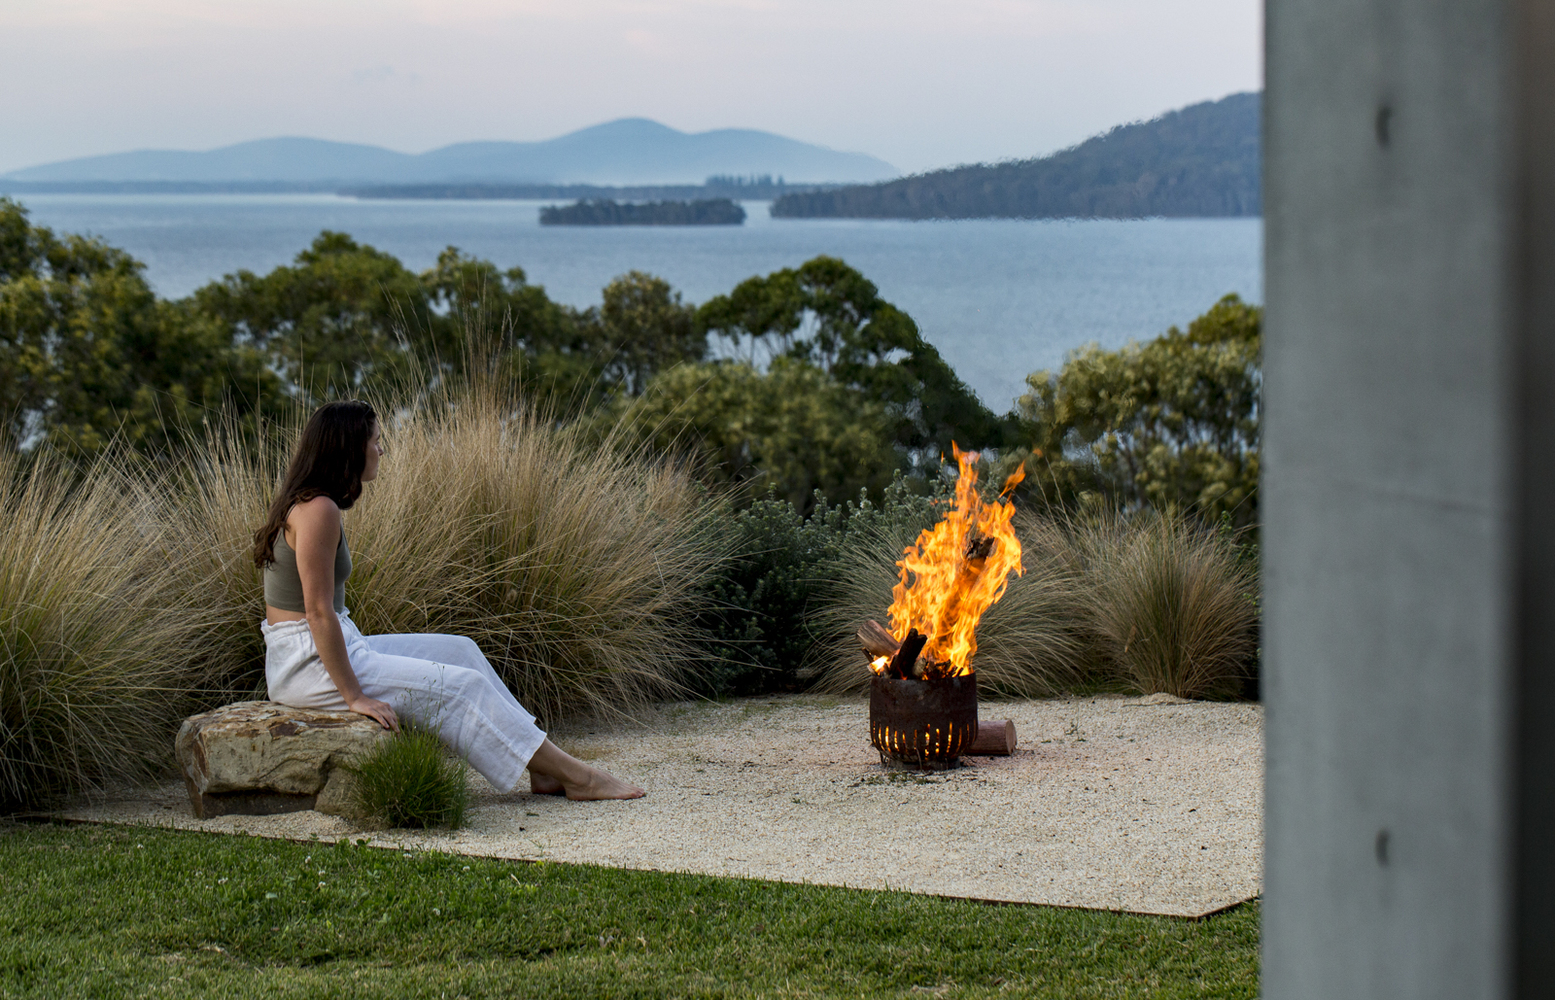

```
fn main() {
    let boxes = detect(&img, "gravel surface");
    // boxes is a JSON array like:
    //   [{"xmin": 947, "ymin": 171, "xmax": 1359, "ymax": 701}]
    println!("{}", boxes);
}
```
[{"xmin": 58, "ymin": 693, "xmax": 1262, "ymax": 917}]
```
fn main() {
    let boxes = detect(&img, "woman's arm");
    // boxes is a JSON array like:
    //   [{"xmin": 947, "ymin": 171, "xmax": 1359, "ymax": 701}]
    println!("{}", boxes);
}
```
[{"xmin": 289, "ymin": 498, "xmax": 399, "ymax": 731}]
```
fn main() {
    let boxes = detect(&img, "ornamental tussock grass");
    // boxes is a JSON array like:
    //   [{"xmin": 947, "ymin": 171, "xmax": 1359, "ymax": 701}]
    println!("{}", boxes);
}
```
[
  {"xmin": 811, "ymin": 514, "xmax": 1089, "ymax": 699},
  {"xmin": 1076, "ymin": 509, "xmax": 1258, "ymax": 699},
  {"xmin": 170, "ymin": 377, "xmax": 726, "ymax": 726},
  {"xmin": 2, "ymin": 376, "xmax": 721, "ymax": 808},
  {"xmin": 346, "ymin": 720, "xmax": 470, "ymax": 829},
  {"xmin": 166, "ymin": 427, "xmax": 286, "ymax": 700},
  {"xmin": 0, "ymin": 450, "xmax": 214, "ymax": 807},
  {"xmin": 339, "ymin": 381, "xmax": 724, "ymax": 724},
  {"xmin": 811, "ymin": 507, "xmax": 1259, "ymax": 701}
]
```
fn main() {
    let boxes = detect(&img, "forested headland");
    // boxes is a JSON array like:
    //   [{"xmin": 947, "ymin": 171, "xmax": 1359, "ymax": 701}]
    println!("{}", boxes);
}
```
[{"xmin": 771, "ymin": 92, "xmax": 1260, "ymax": 221}]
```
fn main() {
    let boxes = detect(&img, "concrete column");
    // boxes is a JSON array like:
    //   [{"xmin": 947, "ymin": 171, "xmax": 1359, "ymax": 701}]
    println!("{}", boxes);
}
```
[{"xmin": 1263, "ymin": 1, "xmax": 1555, "ymax": 997}]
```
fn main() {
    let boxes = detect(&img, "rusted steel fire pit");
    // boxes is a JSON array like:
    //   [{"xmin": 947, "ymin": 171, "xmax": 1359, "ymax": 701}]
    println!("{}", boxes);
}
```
[
  {"xmin": 857, "ymin": 444, "xmax": 1027, "ymax": 770},
  {"xmin": 869, "ymin": 671, "xmax": 979, "ymax": 770}
]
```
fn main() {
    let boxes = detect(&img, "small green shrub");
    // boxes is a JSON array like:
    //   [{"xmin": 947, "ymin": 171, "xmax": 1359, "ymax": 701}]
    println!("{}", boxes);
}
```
[
  {"xmin": 1077, "ymin": 509, "xmax": 1258, "ymax": 699},
  {"xmin": 347, "ymin": 722, "xmax": 470, "ymax": 830},
  {"xmin": 693, "ymin": 474, "xmax": 948, "ymax": 696}
]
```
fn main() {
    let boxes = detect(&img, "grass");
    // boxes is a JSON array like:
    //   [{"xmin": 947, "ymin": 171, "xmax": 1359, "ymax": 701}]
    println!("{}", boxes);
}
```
[
  {"xmin": 2, "ymin": 375, "xmax": 729, "ymax": 806},
  {"xmin": 347, "ymin": 722, "xmax": 470, "ymax": 829},
  {"xmin": 0, "ymin": 822, "xmax": 1260, "ymax": 998},
  {"xmin": 1075, "ymin": 511, "xmax": 1258, "ymax": 700},
  {"xmin": 166, "ymin": 379, "xmax": 728, "ymax": 726},
  {"xmin": 338, "ymin": 384, "xmax": 724, "ymax": 725},
  {"xmin": 0, "ymin": 451, "xmax": 218, "ymax": 807},
  {"xmin": 167, "ymin": 428, "xmax": 283, "ymax": 700}
]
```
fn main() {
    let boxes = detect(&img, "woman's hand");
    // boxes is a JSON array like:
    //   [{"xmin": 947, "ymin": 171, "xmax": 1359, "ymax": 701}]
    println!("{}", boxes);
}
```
[{"xmin": 348, "ymin": 695, "xmax": 400, "ymax": 732}]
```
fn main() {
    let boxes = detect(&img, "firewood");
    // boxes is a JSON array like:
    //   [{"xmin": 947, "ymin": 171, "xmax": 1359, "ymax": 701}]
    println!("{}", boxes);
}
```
[
  {"xmin": 967, "ymin": 718, "xmax": 1017, "ymax": 755},
  {"xmin": 857, "ymin": 620, "xmax": 901, "ymax": 658},
  {"xmin": 887, "ymin": 628, "xmax": 928, "ymax": 679}
]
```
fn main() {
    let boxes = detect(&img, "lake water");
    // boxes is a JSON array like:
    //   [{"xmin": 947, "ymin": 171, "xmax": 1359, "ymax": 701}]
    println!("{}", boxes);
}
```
[{"xmin": 10, "ymin": 193, "xmax": 1262, "ymax": 412}]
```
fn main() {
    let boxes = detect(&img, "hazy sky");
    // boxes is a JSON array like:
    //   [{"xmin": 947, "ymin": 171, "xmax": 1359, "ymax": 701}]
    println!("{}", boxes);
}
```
[{"xmin": 1, "ymin": 0, "xmax": 1261, "ymax": 176}]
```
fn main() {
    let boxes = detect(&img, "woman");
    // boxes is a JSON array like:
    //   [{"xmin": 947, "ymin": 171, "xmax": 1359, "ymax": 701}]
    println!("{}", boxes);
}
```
[{"xmin": 253, "ymin": 400, "xmax": 643, "ymax": 801}]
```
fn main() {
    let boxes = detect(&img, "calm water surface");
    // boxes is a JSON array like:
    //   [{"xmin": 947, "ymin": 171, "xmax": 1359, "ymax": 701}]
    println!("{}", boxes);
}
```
[{"xmin": 13, "ymin": 193, "xmax": 1262, "ymax": 411}]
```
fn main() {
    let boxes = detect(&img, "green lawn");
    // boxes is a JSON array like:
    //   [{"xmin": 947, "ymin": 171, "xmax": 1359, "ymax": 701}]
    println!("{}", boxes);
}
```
[{"xmin": 0, "ymin": 822, "xmax": 1258, "ymax": 999}]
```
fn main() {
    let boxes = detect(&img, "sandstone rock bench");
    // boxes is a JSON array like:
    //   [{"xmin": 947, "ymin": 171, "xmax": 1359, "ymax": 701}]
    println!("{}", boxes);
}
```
[{"xmin": 175, "ymin": 701, "xmax": 389, "ymax": 821}]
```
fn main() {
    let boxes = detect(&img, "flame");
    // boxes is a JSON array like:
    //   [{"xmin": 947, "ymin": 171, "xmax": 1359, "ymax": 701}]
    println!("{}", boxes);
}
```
[
  {"xmin": 869, "ymin": 655, "xmax": 890, "ymax": 675},
  {"xmin": 887, "ymin": 445, "xmax": 1024, "ymax": 678}
]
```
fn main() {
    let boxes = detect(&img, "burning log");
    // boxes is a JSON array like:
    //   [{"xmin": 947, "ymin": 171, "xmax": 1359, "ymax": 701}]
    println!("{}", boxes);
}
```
[
  {"xmin": 857, "ymin": 620, "xmax": 900, "ymax": 659},
  {"xmin": 862, "ymin": 446, "xmax": 1028, "ymax": 769},
  {"xmin": 885, "ymin": 445, "xmax": 1025, "ymax": 677},
  {"xmin": 886, "ymin": 628, "xmax": 929, "ymax": 680},
  {"xmin": 967, "ymin": 718, "xmax": 1017, "ymax": 756}
]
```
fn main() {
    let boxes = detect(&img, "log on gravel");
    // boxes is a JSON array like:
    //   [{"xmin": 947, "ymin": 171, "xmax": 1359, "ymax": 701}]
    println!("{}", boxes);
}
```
[{"xmin": 968, "ymin": 718, "xmax": 1017, "ymax": 755}]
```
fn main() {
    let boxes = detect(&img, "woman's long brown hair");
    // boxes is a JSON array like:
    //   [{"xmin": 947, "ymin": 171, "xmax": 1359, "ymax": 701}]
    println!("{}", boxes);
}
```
[{"xmin": 252, "ymin": 400, "xmax": 378, "ymax": 568}]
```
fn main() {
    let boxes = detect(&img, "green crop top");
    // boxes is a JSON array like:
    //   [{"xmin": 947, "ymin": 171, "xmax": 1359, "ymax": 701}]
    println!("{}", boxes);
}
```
[{"xmin": 263, "ymin": 524, "xmax": 352, "ymax": 613}]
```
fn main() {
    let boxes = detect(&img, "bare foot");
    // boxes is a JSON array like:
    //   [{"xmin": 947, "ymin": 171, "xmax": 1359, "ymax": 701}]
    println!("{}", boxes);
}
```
[
  {"xmin": 524, "ymin": 738, "xmax": 643, "ymax": 801},
  {"xmin": 563, "ymin": 766, "xmax": 645, "ymax": 801},
  {"xmin": 529, "ymin": 772, "xmax": 564, "ymax": 796}
]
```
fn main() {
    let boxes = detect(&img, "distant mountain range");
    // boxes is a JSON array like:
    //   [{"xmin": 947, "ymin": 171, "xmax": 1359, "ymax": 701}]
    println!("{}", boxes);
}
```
[
  {"xmin": 771, "ymin": 93, "xmax": 1260, "ymax": 220},
  {"xmin": 0, "ymin": 119, "xmax": 899, "ymax": 187}
]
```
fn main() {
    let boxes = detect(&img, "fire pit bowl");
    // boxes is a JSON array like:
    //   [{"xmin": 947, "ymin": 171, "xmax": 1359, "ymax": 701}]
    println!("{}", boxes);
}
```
[{"xmin": 869, "ymin": 672, "xmax": 979, "ymax": 770}]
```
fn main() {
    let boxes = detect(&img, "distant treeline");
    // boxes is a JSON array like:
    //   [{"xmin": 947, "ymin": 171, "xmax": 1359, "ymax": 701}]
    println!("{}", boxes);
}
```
[
  {"xmin": 771, "ymin": 92, "xmax": 1261, "ymax": 221},
  {"xmin": 0, "ymin": 177, "xmax": 836, "ymax": 200},
  {"xmin": 349, "ymin": 176, "xmax": 830, "ymax": 202},
  {"xmin": 0, "ymin": 180, "xmax": 339, "ymax": 195},
  {"xmin": 540, "ymin": 198, "xmax": 746, "ymax": 226}
]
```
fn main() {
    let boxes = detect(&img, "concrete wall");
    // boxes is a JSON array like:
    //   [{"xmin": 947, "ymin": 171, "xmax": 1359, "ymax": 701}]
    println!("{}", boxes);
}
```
[{"xmin": 1264, "ymin": 0, "xmax": 1554, "ymax": 995}]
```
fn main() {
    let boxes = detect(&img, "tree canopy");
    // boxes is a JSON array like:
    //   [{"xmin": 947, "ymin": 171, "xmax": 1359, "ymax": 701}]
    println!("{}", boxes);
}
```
[
  {"xmin": 695, "ymin": 255, "xmax": 1009, "ymax": 462},
  {"xmin": 578, "ymin": 271, "xmax": 704, "ymax": 397},
  {"xmin": 1014, "ymin": 293, "xmax": 1261, "ymax": 526},
  {"xmin": 192, "ymin": 231, "xmax": 439, "ymax": 401},
  {"xmin": 0, "ymin": 197, "xmax": 281, "ymax": 456},
  {"xmin": 2, "ymin": 198, "xmax": 1262, "ymax": 526},
  {"xmin": 610, "ymin": 357, "xmax": 899, "ymax": 511}
]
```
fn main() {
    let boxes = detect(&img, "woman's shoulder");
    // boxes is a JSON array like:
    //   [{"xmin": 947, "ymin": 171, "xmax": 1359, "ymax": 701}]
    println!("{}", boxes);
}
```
[
  {"xmin": 292, "ymin": 494, "xmax": 341, "ymax": 515},
  {"xmin": 287, "ymin": 496, "xmax": 342, "ymax": 533}
]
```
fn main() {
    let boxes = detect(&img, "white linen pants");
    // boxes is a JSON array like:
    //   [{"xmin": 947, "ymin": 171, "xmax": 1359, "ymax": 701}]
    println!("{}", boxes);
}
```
[{"xmin": 261, "ymin": 610, "xmax": 547, "ymax": 793}]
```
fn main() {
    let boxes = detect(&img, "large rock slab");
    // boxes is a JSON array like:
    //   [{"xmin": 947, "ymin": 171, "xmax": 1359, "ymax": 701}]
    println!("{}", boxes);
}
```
[{"xmin": 175, "ymin": 701, "xmax": 390, "ymax": 821}]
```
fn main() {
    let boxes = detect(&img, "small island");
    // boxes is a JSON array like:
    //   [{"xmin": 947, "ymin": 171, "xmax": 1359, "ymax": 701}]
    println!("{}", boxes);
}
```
[{"xmin": 539, "ymin": 198, "xmax": 746, "ymax": 226}]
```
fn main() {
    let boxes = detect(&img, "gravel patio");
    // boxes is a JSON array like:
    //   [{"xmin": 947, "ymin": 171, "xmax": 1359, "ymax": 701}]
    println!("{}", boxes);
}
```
[{"xmin": 58, "ymin": 693, "xmax": 1263, "ymax": 918}]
